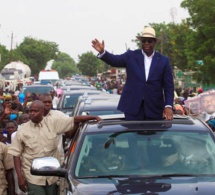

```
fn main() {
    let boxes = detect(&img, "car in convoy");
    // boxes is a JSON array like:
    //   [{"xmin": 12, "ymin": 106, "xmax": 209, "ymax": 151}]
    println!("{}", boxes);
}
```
[
  {"xmin": 71, "ymin": 93, "xmax": 120, "ymax": 116},
  {"xmin": 72, "ymin": 96, "xmax": 122, "ymax": 116},
  {"xmin": 63, "ymin": 80, "xmax": 83, "ymax": 86},
  {"xmin": 61, "ymin": 85, "xmax": 97, "ymax": 91},
  {"xmin": 56, "ymin": 90, "xmax": 104, "ymax": 115},
  {"xmin": 38, "ymin": 69, "xmax": 60, "ymax": 85},
  {"xmin": 31, "ymin": 116, "xmax": 215, "ymax": 194},
  {"xmin": 22, "ymin": 84, "xmax": 54, "ymax": 95}
]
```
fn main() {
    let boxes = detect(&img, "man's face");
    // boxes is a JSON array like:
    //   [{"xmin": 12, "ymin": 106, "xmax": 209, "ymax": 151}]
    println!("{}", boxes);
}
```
[
  {"xmin": 41, "ymin": 96, "xmax": 53, "ymax": 112},
  {"xmin": 201, "ymin": 95, "xmax": 215, "ymax": 114},
  {"xmin": 6, "ymin": 122, "xmax": 17, "ymax": 137},
  {"xmin": 141, "ymin": 38, "xmax": 156, "ymax": 56},
  {"xmin": 29, "ymin": 104, "xmax": 44, "ymax": 123}
]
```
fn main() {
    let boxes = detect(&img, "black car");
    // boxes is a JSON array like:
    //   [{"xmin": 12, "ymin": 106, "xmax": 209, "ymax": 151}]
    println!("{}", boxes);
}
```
[
  {"xmin": 61, "ymin": 85, "xmax": 97, "ymax": 91},
  {"xmin": 57, "ymin": 90, "xmax": 104, "ymax": 115},
  {"xmin": 22, "ymin": 84, "xmax": 54, "ymax": 94},
  {"xmin": 71, "ymin": 93, "xmax": 121, "ymax": 116},
  {"xmin": 31, "ymin": 116, "xmax": 215, "ymax": 194},
  {"xmin": 73, "ymin": 97, "xmax": 122, "ymax": 116}
]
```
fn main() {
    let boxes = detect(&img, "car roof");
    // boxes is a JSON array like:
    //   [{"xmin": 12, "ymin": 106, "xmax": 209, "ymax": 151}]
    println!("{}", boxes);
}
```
[
  {"xmin": 83, "ymin": 116, "xmax": 211, "ymax": 133},
  {"xmin": 78, "ymin": 93, "xmax": 119, "ymax": 100},
  {"xmin": 76, "ymin": 98, "xmax": 121, "ymax": 116},
  {"xmin": 61, "ymin": 90, "xmax": 103, "ymax": 95},
  {"xmin": 61, "ymin": 85, "xmax": 96, "ymax": 90},
  {"xmin": 86, "ymin": 98, "xmax": 119, "ymax": 104},
  {"xmin": 78, "ymin": 98, "xmax": 119, "ymax": 109}
]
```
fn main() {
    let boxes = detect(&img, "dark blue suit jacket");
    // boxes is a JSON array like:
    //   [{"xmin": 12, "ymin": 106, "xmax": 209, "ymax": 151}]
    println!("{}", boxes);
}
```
[{"xmin": 101, "ymin": 49, "xmax": 174, "ymax": 119}]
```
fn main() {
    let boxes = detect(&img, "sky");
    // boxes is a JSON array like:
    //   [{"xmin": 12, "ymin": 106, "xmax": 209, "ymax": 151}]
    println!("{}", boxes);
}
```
[{"xmin": 0, "ymin": 0, "xmax": 189, "ymax": 63}]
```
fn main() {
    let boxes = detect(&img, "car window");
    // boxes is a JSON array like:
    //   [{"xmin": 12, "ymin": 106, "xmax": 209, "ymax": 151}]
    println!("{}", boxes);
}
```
[
  {"xmin": 75, "ymin": 130, "xmax": 215, "ymax": 177},
  {"xmin": 63, "ymin": 94, "xmax": 82, "ymax": 109}
]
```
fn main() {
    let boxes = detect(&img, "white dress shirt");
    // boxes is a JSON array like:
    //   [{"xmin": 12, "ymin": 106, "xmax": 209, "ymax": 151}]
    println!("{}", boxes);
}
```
[
  {"xmin": 205, "ymin": 112, "xmax": 215, "ymax": 121},
  {"xmin": 142, "ymin": 50, "xmax": 155, "ymax": 81}
]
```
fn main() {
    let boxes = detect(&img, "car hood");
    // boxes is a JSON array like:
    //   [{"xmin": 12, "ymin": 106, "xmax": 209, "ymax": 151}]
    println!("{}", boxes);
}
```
[{"xmin": 72, "ymin": 176, "xmax": 215, "ymax": 195}]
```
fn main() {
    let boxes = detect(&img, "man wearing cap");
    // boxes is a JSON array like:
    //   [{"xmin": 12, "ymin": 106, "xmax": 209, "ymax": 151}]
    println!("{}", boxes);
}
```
[{"xmin": 92, "ymin": 26, "xmax": 174, "ymax": 120}]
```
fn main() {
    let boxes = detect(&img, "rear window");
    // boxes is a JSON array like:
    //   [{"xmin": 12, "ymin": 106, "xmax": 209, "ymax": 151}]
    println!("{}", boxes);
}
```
[{"xmin": 22, "ymin": 86, "xmax": 54, "ymax": 94}]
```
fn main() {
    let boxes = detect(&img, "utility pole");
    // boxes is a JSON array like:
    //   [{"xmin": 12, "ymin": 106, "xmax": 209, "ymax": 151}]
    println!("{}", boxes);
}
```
[
  {"xmin": 10, "ymin": 32, "xmax": 13, "ymax": 62},
  {"xmin": 170, "ymin": 7, "xmax": 177, "ymax": 24}
]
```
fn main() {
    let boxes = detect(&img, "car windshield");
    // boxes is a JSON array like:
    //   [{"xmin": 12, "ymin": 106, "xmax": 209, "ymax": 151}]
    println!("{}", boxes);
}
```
[{"xmin": 75, "ymin": 130, "xmax": 215, "ymax": 178}]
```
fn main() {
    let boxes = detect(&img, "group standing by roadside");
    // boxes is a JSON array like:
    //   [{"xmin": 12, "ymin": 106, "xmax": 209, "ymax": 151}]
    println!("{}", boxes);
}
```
[{"xmin": 0, "ymin": 87, "xmax": 101, "ymax": 195}]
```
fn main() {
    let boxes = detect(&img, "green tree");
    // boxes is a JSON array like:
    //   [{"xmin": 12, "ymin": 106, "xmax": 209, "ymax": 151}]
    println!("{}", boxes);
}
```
[
  {"xmin": 0, "ymin": 44, "xmax": 10, "ymax": 70},
  {"xmin": 52, "ymin": 52, "xmax": 78, "ymax": 78},
  {"xmin": 77, "ymin": 52, "xmax": 105, "ymax": 76},
  {"xmin": 181, "ymin": 0, "xmax": 215, "ymax": 85},
  {"xmin": 14, "ymin": 37, "xmax": 59, "ymax": 75}
]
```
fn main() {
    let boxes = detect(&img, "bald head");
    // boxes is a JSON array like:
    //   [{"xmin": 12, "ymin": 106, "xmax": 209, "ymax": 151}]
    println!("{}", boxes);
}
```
[
  {"xmin": 39, "ymin": 93, "xmax": 53, "ymax": 115},
  {"xmin": 30, "ymin": 100, "xmax": 44, "ymax": 110},
  {"xmin": 29, "ymin": 100, "xmax": 44, "ymax": 123},
  {"xmin": 39, "ymin": 93, "xmax": 52, "ymax": 101}
]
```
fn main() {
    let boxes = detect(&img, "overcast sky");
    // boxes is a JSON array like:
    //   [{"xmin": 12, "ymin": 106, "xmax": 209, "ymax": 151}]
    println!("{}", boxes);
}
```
[{"xmin": 0, "ymin": 0, "xmax": 189, "ymax": 63}]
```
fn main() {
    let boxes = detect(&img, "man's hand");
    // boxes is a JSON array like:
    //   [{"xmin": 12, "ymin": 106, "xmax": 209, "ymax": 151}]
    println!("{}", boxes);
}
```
[
  {"xmin": 18, "ymin": 175, "xmax": 27, "ymax": 193},
  {"xmin": 25, "ymin": 92, "xmax": 31, "ymax": 99},
  {"xmin": 91, "ymin": 39, "xmax": 105, "ymax": 54},
  {"xmin": 163, "ymin": 107, "xmax": 173, "ymax": 120},
  {"xmin": 4, "ymin": 104, "xmax": 11, "ymax": 115}
]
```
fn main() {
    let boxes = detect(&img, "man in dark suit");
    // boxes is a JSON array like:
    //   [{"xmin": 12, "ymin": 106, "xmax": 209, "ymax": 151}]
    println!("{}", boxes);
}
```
[{"xmin": 92, "ymin": 26, "xmax": 174, "ymax": 120}]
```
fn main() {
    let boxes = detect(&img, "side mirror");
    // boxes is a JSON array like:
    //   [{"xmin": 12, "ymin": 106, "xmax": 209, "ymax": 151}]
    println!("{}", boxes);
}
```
[{"xmin": 31, "ymin": 157, "xmax": 67, "ymax": 177}]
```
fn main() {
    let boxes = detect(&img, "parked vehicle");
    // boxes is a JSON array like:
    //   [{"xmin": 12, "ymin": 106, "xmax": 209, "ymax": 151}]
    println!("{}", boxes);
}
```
[
  {"xmin": 1, "ymin": 61, "xmax": 31, "ymax": 82},
  {"xmin": 31, "ymin": 116, "xmax": 215, "ymax": 194}
]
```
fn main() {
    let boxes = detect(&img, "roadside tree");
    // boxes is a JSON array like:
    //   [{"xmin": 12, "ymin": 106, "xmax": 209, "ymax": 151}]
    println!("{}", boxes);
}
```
[{"xmin": 52, "ymin": 52, "xmax": 79, "ymax": 78}]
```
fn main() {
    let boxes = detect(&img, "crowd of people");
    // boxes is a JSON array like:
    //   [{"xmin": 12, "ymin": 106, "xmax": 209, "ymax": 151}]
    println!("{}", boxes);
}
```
[
  {"xmin": 173, "ymin": 87, "xmax": 215, "ymax": 132},
  {"xmin": 0, "ymin": 86, "xmax": 101, "ymax": 195}
]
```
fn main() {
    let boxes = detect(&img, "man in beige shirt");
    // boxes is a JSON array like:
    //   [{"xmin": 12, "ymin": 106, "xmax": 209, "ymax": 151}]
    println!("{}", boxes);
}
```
[
  {"xmin": 8, "ymin": 100, "xmax": 101, "ymax": 195},
  {"xmin": 0, "ymin": 142, "xmax": 16, "ymax": 195},
  {"xmin": 39, "ymin": 93, "xmax": 69, "ymax": 165}
]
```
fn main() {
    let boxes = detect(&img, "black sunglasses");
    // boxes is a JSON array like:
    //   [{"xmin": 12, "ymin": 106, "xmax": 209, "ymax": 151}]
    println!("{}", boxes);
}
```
[{"xmin": 141, "ymin": 39, "xmax": 155, "ymax": 44}]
